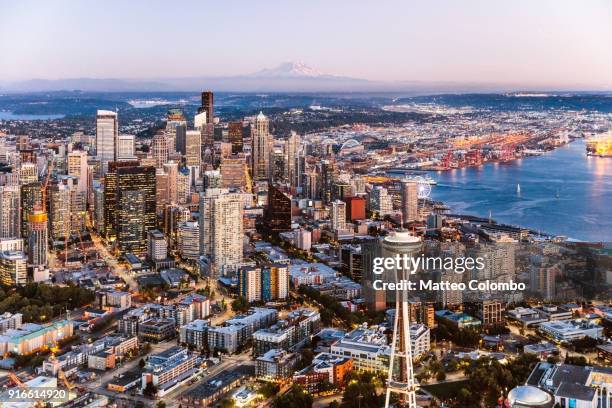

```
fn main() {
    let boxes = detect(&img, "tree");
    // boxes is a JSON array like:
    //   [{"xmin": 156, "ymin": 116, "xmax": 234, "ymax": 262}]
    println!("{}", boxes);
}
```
[
  {"xmin": 341, "ymin": 372, "xmax": 383, "ymax": 408},
  {"xmin": 231, "ymin": 296, "xmax": 250, "ymax": 313},
  {"xmin": 156, "ymin": 402, "xmax": 166, "ymax": 408},
  {"xmin": 272, "ymin": 385, "xmax": 313, "ymax": 408},
  {"xmin": 139, "ymin": 358, "xmax": 146, "ymax": 369},
  {"xmin": 436, "ymin": 371, "xmax": 446, "ymax": 381},
  {"xmin": 143, "ymin": 382, "xmax": 157, "ymax": 397},
  {"xmin": 220, "ymin": 399, "xmax": 236, "ymax": 408},
  {"xmin": 257, "ymin": 382, "xmax": 280, "ymax": 398}
]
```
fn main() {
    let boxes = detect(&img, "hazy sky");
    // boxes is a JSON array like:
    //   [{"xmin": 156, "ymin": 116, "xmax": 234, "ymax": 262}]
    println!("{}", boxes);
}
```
[{"xmin": 1, "ymin": 0, "xmax": 611, "ymax": 88}]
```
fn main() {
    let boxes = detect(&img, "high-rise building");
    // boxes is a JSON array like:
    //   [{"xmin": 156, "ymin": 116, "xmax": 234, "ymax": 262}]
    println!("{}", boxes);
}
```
[
  {"xmin": 116, "ymin": 135, "xmax": 136, "ymax": 160},
  {"xmin": 20, "ymin": 182, "xmax": 42, "ymax": 238},
  {"xmin": 67, "ymin": 150, "xmax": 89, "ymax": 193},
  {"xmin": 269, "ymin": 264, "xmax": 289, "ymax": 300},
  {"xmin": 104, "ymin": 162, "xmax": 156, "ymax": 253},
  {"xmin": 163, "ymin": 162, "xmax": 179, "ymax": 204},
  {"xmin": 203, "ymin": 170, "xmax": 222, "ymax": 191},
  {"xmin": 175, "ymin": 124, "xmax": 187, "ymax": 155},
  {"xmin": 400, "ymin": 180, "xmax": 418, "ymax": 224},
  {"xmin": 165, "ymin": 109, "xmax": 187, "ymax": 154},
  {"xmin": 178, "ymin": 221, "xmax": 199, "ymax": 261},
  {"xmin": 147, "ymin": 230, "xmax": 167, "ymax": 261},
  {"xmin": 0, "ymin": 251, "xmax": 27, "ymax": 286},
  {"xmin": 18, "ymin": 163, "xmax": 38, "ymax": 185},
  {"xmin": 185, "ymin": 130, "xmax": 201, "ymax": 167},
  {"xmin": 251, "ymin": 112, "xmax": 272, "ymax": 181},
  {"xmin": 194, "ymin": 111, "xmax": 207, "ymax": 130},
  {"xmin": 346, "ymin": 196, "xmax": 366, "ymax": 221},
  {"xmin": 264, "ymin": 185, "xmax": 292, "ymax": 233},
  {"xmin": 155, "ymin": 169, "xmax": 169, "ymax": 212},
  {"xmin": 220, "ymin": 156, "xmax": 247, "ymax": 190},
  {"xmin": 0, "ymin": 185, "xmax": 21, "ymax": 238},
  {"xmin": 201, "ymin": 123, "xmax": 215, "ymax": 155},
  {"xmin": 320, "ymin": 160, "xmax": 337, "ymax": 204},
  {"xmin": 330, "ymin": 200, "xmax": 347, "ymax": 231},
  {"xmin": 151, "ymin": 132, "xmax": 169, "ymax": 168},
  {"xmin": 27, "ymin": 209, "xmax": 47, "ymax": 267},
  {"xmin": 50, "ymin": 176, "xmax": 86, "ymax": 237},
  {"xmin": 369, "ymin": 186, "xmax": 393, "ymax": 216},
  {"xmin": 239, "ymin": 267, "xmax": 262, "ymax": 303},
  {"xmin": 198, "ymin": 91, "xmax": 214, "ymax": 124},
  {"xmin": 93, "ymin": 183, "xmax": 105, "ymax": 234},
  {"xmin": 96, "ymin": 110, "xmax": 118, "ymax": 173},
  {"xmin": 199, "ymin": 188, "xmax": 243, "ymax": 276},
  {"xmin": 177, "ymin": 168, "xmax": 191, "ymax": 204},
  {"xmin": 284, "ymin": 131, "xmax": 300, "ymax": 187},
  {"xmin": 332, "ymin": 182, "xmax": 352, "ymax": 202},
  {"xmin": 48, "ymin": 181, "xmax": 70, "ymax": 241},
  {"xmin": 228, "ymin": 122, "xmax": 244, "ymax": 154}
]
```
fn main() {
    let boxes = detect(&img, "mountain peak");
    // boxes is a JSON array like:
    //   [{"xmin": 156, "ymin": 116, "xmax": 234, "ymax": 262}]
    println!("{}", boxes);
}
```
[{"xmin": 251, "ymin": 61, "xmax": 327, "ymax": 78}]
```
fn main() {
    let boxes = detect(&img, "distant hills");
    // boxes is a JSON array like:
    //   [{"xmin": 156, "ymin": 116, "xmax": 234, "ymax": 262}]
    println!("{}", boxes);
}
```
[{"xmin": 1, "ymin": 62, "xmax": 609, "ymax": 94}]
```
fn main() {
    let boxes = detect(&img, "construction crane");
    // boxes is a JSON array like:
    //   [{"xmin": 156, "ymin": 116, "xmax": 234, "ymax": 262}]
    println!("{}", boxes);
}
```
[
  {"xmin": 7, "ymin": 372, "xmax": 26, "ymax": 388},
  {"xmin": 57, "ymin": 368, "xmax": 75, "ymax": 392}
]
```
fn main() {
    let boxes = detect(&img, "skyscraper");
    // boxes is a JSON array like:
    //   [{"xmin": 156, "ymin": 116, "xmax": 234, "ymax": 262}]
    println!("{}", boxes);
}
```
[
  {"xmin": 220, "ymin": 156, "xmax": 247, "ymax": 190},
  {"xmin": 20, "ymin": 182, "xmax": 42, "ymax": 238},
  {"xmin": 199, "ymin": 91, "xmax": 214, "ymax": 124},
  {"xmin": 330, "ymin": 200, "xmax": 347, "ymax": 231},
  {"xmin": 369, "ymin": 186, "xmax": 393, "ymax": 216},
  {"xmin": 117, "ymin": 166, "xmax": 155, "ymax": 254},
  {"xmin": 163, "ymin": 162, "xmax": 179, "ymax": 204},
  {"xmin": 264, "ymin": 185, "xmax": 292, "ymax": 233},
  {"xmin": 185, "ymin": 130, "xmax": 202, "ymax": 167},
  {"xmin": 320, "ymin": 160, "xmax": 337, "ymax": 204},
  {"xmin": 67, "ymin": 150, "xmax": 88, "ymax": 193},
  {"xmin": 199, "ymin": 188, "xmax": 243, "ymax": 276},
  {"xmin": 151, "ymin": 132, "xmax": 169, "ymax": 169},
  {"xmin": 104, "ymin": 161, "xmax": 156, "ymax": 253},
  {"xmin": 284, "ymin": 131, "xmax": 300, "ymax": 187},
  {"xmin": 116, "ymin": 134, "xmax": 136, "ymax": 160},
  {"xmin": 0, "ymin": 185, "xmax": 21, "ymax": 239},
  {"xmin": 251, "ymin": 112, "xmax": 272, "ymax": 181},
  {"xmin": 96, "ymin": 110, "xmax": 118, "ymax": 173},
  {"xmin": 49, "ymin": 181, "xmax": 71, "ymax": 240},
  {"xmin": 18, "ymin": 163, "xmax": 38, "ymax": 185},
  {"xmin": 400, "ymin": 180, "xmax": 418, "ymax": 224},
  {"xmin": 27, "ymin": 209, "xmax": 47, "ymax": 267},
  {"xmin": 228, "ymin": 122, "xmax": 244, "ymax": 154},
  {"xmin": 165, "ymin": 109, "xmax": 187, "ymax": 154}
]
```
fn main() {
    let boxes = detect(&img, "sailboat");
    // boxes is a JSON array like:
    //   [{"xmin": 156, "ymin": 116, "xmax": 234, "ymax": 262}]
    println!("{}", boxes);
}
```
[{"xmin": 517, "ymin": 183, "xmax": 521, "ymax": 195}]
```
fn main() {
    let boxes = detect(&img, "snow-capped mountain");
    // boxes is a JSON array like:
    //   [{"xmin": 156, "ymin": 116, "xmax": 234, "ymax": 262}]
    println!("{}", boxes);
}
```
[{"xmin": 251, "ymin": 61, "xmax": 329, "ymax": 78}]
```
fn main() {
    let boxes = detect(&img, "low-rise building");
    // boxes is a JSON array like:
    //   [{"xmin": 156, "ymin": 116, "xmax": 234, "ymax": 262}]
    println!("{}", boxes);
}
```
[
  {"xmin": 253, "ymin": 308, "xmax": 320, "ymax": 356},
  {"xmin": 138, "ymin": 318, "xmax": 176, "ymax": 342},
  {"xmin": 179, "ymin": 319, "xmax": 209, "ymax": 350},
  {"xmin": 435, "ymin": 310, "xmax": 481, "ymax": 329},
  {"xmin": 208, "ymin": 308, "xmax": 277, "ymax": 354},
  {"xmin": 523, "ymin": 342, "xmax": 559, "ymax": 358},
  {"xmin": 0, "ymin": 320, "xmax": 73, "ymax": 355},
  {"xmin": 538, "ymin": 320, "xmax": 603, "ymax": 343},
  {"xmin": 141, "ymin": 346, "xmax": 198, "ymax": 397},
  {"xmin": 255, "ymin": 349, "xmax": 298, "ymax": 381},
  {"xmin": 330, "ymin": 327, "xmax": 389, "ymax": 373}
]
